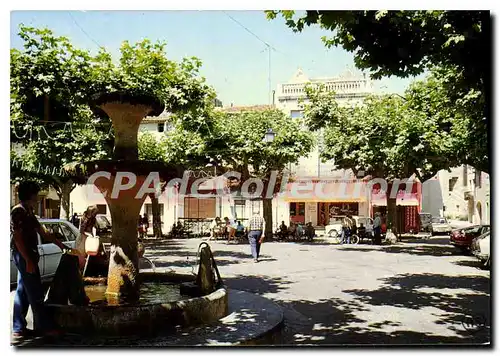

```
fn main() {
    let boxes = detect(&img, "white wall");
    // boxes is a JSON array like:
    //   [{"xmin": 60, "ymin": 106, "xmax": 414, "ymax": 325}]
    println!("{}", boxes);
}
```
[{"xmin": 421, "ymin": 166, "xmax": 490, "ymax": 224}]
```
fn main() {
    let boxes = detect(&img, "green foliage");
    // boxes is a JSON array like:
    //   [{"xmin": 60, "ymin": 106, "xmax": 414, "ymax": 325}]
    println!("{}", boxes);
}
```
[
  {"xmin": 11, "ymin": 25, "xmax": 219, "ymax": 193},
  {"xmin": 267, "ymin": 11, "xmax": 489, "ymax": 173},
  {"xmin": 405, "ymin": 66, "xmax": 488, "ymax": 173},
  {"xmin": 306, "ymin": 87, "xmax": 459, "ymax": 181},
  {"xmin": 165, "ymin": 108, "xmax": 315, "ymax": 179},
  {"xmin": 162, "ymin": 125, "xmax": 210, "ymax": 168},
  {"xmin": 10, "ymin": 25, "xmax": 114, "ymax": 193},
  {"xmin": 214, "ymin": 109, "xmax": 314, "ymax": 177},
  {"xmin": 138, "ymin": 131, "xmax": 167, "ymax": 162},
  {"xmin": 91, "ymin": 39, "xmax": 218, "ymax": 134},
  {"xmin": 266, "ymin": 10, "xmax": 489, "ymax": 84}
]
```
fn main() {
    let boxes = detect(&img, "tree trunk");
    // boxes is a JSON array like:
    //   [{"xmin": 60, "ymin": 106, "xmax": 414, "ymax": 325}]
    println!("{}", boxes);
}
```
[
  {"xmin": 386, "ymin": 183, "xmax": 397, "ymax": 235},
  {"xmin": 262, "ymin": 198, "xmax": 273, "ymax": 240},
  {"xmin": 149, "ymin": 193, "xmax": 163, "ymax": 239},
  {"xmin": 58, "ymin": 180, "xmax": 73, "ymax": 220},
  {"xmin": 107, "ymin": 206, "xmax": 140, "ymax": 303}
]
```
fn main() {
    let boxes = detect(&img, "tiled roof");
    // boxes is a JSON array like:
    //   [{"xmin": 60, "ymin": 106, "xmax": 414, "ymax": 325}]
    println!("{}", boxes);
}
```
[
  {"xmin": 144, "ymin": 110, "xmax": 171, "ymax": 123},
  {"xmin": 218, "ymin": 105, "xmax": 273, "ymax": 113}
]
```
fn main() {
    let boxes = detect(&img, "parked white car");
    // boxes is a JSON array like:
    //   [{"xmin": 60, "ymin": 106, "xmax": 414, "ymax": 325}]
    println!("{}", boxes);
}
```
[
  {"xmin": 471, "ymin": 231, "xmax": 490, "ymax": 268},
  {"xmin": 326, "ymin": 216, "xmax": 345, "ymax": 238},
  {"xmin": 10, "ymin": 219, "xmax": 79, "ymax": 285},
  {"xmin": 326, "ymin": 216, "xmax": 374, "ymax": 238},
  {"xmin": 430, "ymin": 217, "xmax": 452, "ymax": 235}
]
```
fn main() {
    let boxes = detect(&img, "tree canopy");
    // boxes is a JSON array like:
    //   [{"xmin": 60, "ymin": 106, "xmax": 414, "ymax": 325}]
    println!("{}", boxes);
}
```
[
  {"xmin": 305, "ymin": 85, "xmax": 460, "ymax": 182},
  {"xmin": 10, "ymin": 25, "xmax": 218, "ymax": 218},
  {"xmin": 267, "ymin": 10, "xmax": 490, "ymax": 173},
  {"xmin": 265, "ymin": 11, "xmax": 489, "ymax": 86}
]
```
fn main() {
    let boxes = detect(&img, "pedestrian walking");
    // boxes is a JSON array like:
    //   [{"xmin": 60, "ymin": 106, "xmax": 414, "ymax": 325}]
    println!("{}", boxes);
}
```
[
  {"xmin": 247, "ymin": 211, "xmax": 266, "ymax": 262},
  {"xmin": 373, "ymin": 212, "xmax": 382, "ymax": 245},
  {"xmin": 11, "ymin": 181, "xmax": 72, "ymax": 343},
  {"xmin": 142, "ymin": 213, "xmax": 150, "ymax": 234}
]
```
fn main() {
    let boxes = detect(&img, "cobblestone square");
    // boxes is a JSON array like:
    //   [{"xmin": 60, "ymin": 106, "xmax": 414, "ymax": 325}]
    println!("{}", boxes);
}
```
[{"xmin": 144, "ymin": 236, "xmax": 490, "ymax": 345}]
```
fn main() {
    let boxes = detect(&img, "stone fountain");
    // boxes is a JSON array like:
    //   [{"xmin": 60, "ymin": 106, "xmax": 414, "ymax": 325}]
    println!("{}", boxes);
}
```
[
  {"xmin": 40, "ymin": 91, "xmax": 284, "ymax": 345},
  {"xmin": 47, "ymin": 92, "xmax": 228, "ymax": 335}
]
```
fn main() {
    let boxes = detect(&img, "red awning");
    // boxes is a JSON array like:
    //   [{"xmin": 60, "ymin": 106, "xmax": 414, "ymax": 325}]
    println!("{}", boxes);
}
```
[{"xmin": 282, "ymin": 180, "xmax": 368, "ymax": 202}]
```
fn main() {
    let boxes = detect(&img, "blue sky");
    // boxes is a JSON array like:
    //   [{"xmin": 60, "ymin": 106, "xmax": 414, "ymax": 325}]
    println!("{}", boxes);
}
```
[{"xmin": 10, "ymin": 10, "xmax": 426, "ymax": 106}]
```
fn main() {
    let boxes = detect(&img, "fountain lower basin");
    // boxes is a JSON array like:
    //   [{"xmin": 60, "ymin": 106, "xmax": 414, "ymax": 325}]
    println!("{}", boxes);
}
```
[{"xmin": 46, "ymin": 272, "xmax": 228, "ymax": 337}]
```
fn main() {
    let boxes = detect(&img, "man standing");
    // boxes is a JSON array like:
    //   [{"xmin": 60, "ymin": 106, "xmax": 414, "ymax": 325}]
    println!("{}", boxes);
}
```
[
  {"xmin": 247, "ymin": 211, "xmax": 266, "ymax": 262},
  {"xmin": 70, "ymin": 213, "xmax": 80, "ymax": 229},
  {"xmin": 11, "ymin": 182, "xmax": 69, "ymax": 343}
]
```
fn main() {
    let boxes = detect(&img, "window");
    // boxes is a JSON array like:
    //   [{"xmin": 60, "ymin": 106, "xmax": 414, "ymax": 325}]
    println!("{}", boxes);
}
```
[
  {"xmin": 97, "ymin": 204, "xmax": 107, "ymax": 215},
  {"xmin": 41, "ymin": 223, "xmax": 67, "ymax": 243},
  {"xmin": 158, "ymin": 123, "xmax": 165, "ymax": 132},
  {"xmin": 290, "ymin": 110, "xmax": 304, "ymax": 118},
  {"xmin": 475, "ymin": 170, "xmax": 482, "ymax": 188},
  {"xmin": 184, "ymin": 198, "xmax": 215, "ymax": 219},
  {"xmin": 448, "ymin": 177, "xmax": 458, "ymax": 192},
  {"xmin": 234, "ymin": 199, "xmax": 246, "ymax": 219},
  {"xmin": 60, "ymin": 223, "xmax": 77, "ymax": 241}
]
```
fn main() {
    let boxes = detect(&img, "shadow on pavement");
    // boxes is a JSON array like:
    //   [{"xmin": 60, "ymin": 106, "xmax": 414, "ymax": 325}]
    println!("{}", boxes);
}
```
[
  {"xmin": 277, "ymin": 274, "xmax": 490, "ymax": 345},
  {"xmin": 224, "ymin": 275, "xmax": 293, "ymax": 296},
  {"xmin": 339, "ymin": 244, "xmax": 462, "ymax": 257}
]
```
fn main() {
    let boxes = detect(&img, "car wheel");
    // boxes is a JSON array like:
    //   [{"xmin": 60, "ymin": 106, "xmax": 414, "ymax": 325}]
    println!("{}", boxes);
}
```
[
  {"xmin": 458, "ymin": 246, "xmax": 470, "ymax": 255},
  {"xmin": 328, "ymin": 229, "xmax": 338, "ymax": 238}
]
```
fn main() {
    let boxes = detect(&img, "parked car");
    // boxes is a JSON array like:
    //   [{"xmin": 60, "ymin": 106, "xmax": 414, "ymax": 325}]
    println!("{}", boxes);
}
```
[
  {"xmin": 326, "ymin": 216, "xmax": 373, "ymax": 238},
  {"xmin": 325, "ymin": 216, "xmax": 345, "ymax": 238},
  {"xmin": 471, "ymin": 231, "xmax": 490, "ymax": 268},
  {"xmin": 450, "ymin": 224, "xmax": 490, "ymax": 253},
  {"xmin": 10, "ymin": 219, "xmax": 79, "ymax": 285},
  {"xmin": 430, "ymin": 217, "xmax": 452, "ymax": 235},
  {"xmin": 419, "ymin": 212, "xmax": 433, "ymax": 232}
]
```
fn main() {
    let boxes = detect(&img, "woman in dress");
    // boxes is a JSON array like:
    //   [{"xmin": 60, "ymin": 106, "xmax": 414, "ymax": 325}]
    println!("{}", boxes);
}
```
[{"xmin": 76, "ymin": 206, "xmax": 108, "ymax": 276}]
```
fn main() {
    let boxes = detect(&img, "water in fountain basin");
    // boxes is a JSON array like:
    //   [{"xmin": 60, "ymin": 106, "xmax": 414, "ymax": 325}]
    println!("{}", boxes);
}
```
[{"xmin": 85, "ymin": 282, "xmax": 189, "ymax": 306}]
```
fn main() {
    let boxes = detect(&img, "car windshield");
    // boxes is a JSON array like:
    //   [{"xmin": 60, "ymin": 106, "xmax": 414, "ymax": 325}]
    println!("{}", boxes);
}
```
[
  {"xmin": 98, "ymin": 216, "xmax": 111, "ymax": 226},
  {"xmin": 464, "ymin": 226, "xmax": 481, "ymax": 234},
  {"xmin": 432, "ymin": 218, "xmax": 447, "ymax": 224},
  {"xmin": 419, "ymin": 214, "xmax": 432, "ymax": 222}
]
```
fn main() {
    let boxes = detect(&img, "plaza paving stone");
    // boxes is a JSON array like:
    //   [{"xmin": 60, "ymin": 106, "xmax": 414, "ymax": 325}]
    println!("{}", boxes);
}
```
[{"xmin": 143, "ymin": 236, "xmax": 490, "ymax": 345}]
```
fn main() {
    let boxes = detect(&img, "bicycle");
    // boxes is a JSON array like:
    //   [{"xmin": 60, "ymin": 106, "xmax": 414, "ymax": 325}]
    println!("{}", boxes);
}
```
[{"xmin": 330, "ymin": 229, "xmax": 359, "ymax": 245}]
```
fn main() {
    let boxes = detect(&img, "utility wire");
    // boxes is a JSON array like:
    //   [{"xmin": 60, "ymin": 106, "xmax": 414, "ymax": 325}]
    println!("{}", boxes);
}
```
[
  {"xmin": 221, "ymin": 11, "xmax": 280, "ymax": 105},
  {"xmin": 67, "ymin": 11, "xmax": 102, "ymax": 49},
  {"xmin": 221, "ymin": 11, "xmax": 274, "ymax": 49}
]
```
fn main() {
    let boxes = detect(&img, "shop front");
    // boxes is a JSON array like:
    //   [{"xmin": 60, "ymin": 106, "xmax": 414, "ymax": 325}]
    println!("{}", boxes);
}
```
[
  {"xmin": 283, "ymin": 179, "xmax": 370, "ymax": 226},
  {"xmin": 370, "ymin": 181, "xmax": 422, "ymax": 233}
]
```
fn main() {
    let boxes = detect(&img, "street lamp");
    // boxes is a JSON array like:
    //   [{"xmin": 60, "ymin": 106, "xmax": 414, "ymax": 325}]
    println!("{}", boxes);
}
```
[{"xmin": 263, "ymin": 128, "xmax": 275, "ymax": 143}]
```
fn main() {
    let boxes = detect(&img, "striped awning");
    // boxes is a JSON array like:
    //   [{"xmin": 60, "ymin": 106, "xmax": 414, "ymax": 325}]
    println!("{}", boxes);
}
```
[{"xmin": 281, "ymin": 180, "xmax": 368, "ymax": 203}]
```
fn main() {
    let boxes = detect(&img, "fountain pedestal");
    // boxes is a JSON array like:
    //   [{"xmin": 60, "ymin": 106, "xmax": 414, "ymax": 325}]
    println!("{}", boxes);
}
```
[
  {"xmin": 88, "ymin": 93, "xmax": 165, "ymax": 301},
  {"xmin": 93, "ymin": 175, "xmax": 149, "ymax": 299}
]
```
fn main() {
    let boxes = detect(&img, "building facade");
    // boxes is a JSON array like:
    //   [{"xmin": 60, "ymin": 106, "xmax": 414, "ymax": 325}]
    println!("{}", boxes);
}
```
[
  {"xmin": 422, "ymin": 165, "xmax": 490, "ymax": 224},
  {"xmin": 273, "ymin": 68, "xmax": 386, "ymax": 228}
]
